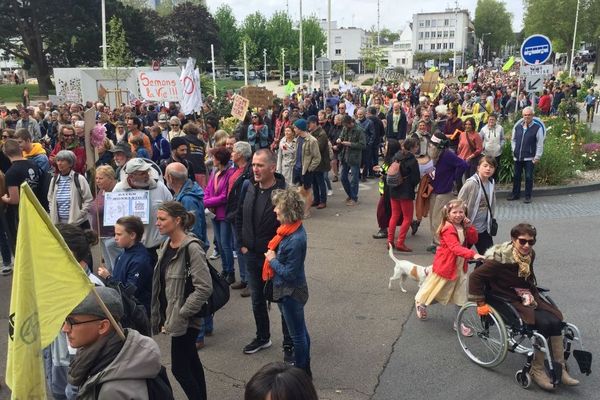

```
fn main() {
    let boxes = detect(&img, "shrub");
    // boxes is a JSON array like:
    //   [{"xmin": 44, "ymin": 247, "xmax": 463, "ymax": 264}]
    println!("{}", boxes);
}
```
[{"xmin": 361, "ymin": 78, "xmax": 374, "ymax": 86}]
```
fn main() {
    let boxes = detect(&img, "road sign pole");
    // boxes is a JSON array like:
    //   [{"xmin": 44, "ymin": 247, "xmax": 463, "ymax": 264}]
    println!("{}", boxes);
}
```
[{"xmin": 515, "ymin": 74, "xmax": 520, "ymax": 114}]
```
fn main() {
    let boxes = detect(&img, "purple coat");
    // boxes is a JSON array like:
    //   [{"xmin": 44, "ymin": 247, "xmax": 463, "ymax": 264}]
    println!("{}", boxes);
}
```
[
  {"xmin": 204, "ymin": 166, "xmax": 235, "ymax": 221},
  {"xmin": 432, "ymin": 149, "xmax": 468, "ymax": 194}
]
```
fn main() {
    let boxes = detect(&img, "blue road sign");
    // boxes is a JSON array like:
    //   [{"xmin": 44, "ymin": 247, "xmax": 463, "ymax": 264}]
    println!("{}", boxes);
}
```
[{"xmin": 520, "ymin": 35, "xmax": 552, "ymax": 65}]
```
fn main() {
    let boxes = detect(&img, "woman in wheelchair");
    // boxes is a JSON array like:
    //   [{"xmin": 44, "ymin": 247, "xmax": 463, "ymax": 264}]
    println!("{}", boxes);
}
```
[{"xmin": 468, "ymin": 223, "xmax": 579, "ymax": 390}]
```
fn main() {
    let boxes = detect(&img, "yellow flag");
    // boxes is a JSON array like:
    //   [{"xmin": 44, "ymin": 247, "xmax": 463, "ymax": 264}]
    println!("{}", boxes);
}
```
[
  {"xmin": 285, "ymin": 80, "xmax": 296, "ymax": 96},
  {"xmin": 6, "ymin": 183, "xmax": 93, "ymax": 399},
  {"xmin": 502, "ymin": 56, "xmax": 515, "ymax": 72}
]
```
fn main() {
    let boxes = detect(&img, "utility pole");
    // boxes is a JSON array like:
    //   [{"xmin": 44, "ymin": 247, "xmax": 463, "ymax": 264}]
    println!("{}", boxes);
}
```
[
  {"xmin": 453, "ymin": 2, "xmax": 458, "ymax": 76},
  {"xmin": 299, "ymin": 0, "xmax": 304, "ymax": 88},
  {"xmin": 263, "ymin": 48, "xmax": 267, "ymax": 84},
  {"xmin": 101, "ymin": 0, "xmax": 107, "ymax": 69},
  {"xmin": 281, "ymin": 48, "xmax": 285, "ymax": 85},
  {"xmin": 569, "ymin": 0, "xmax": 580, "ymax": 76},
  {"xmin": 243, "ymin": 41, "xmax": 248, "ymax": 86},
  {"xmin": 211, "ymin": 44, "xmax": 217, "ymax": 98},
  {"xmin": 327, "ymin": 0, "xmax": 332, "ymax": 59},
  {"xmin": 377, "ymin": 0, "xmax": 381, "ymax": 46},
  {"xmin": 312, "ymin": 45, "xmax": 315, "ymax": 89}
]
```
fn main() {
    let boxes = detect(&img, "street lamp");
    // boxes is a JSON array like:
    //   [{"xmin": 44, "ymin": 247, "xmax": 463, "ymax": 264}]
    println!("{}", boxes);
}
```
[
  {"xmin": 569, "ymin": 0, "xmax": 581, "ymax": 76},
  {"xmin": 101, "ymin": 0, "xmax": 107, "ymax": 69}
]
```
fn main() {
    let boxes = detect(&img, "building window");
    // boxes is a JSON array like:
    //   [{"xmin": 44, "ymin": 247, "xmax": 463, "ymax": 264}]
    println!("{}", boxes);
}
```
[
  {"xmin": 437, "ymin": 43, "xmax": 442, "ymax": 49},
  {"xmin": 444, "ymin": 19, "xmax": 449, "ymax": 26},
  {"xmin": 335, "ymin": 49, "xmax": 342, "ymax": 55},
  {"xmin": 418, "ymin": 44, "xmax": 423, "ymax": 50},
  {"xmin": 419, "ymin": 32, "xmax": 423, "ymax": 39},
  {"xmin": 431, "ymin": 44, "xmax": 435, "ymax": 50},
  {"xmin": 450, "ymin": 19, "xmax": 456, "ymax": 27},
  {"xmin": 431, "ymin": 19, "xmax": 437, "ymax": 27},
  {"xmin": 449, "ymin": 43, "xmax": 454, "ymax": 49},
  {"xmin": 419, "ymin": 20, "xmax": 425, "ymax": 27},
  {"xmin": 425, "ymin": 20, "xmax": 431, "ymax": 27},
  {"xmin": 437, "ymin": 31, "xmax": 442, "ymax": 38},
  {"xmin": 443, "ymin": 43, "xmax": 448, "ymax": 49},
  {"xmin": 449, "ymin": 30, "xmax": 455, "ymax": 38},
  {"xmin": 401, "ymin": 58, "xmax": 406, "ymax": 65},
  {"xmin": 444, "ymin": 30, "xmax": 449, "ymax": 38},
  {"xmin": 425, "ymin": 32, "xmax": 430, "ymax": 39}
]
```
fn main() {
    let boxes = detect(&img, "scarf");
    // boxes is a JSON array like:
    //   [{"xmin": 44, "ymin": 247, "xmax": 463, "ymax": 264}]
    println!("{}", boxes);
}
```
[
  {"xmin": 262, "ymin": 220, "xmax": 302, "ymax": 281},
  {"xmin": 68, "ymin": 329, "xmax": 124, "ymax": 386},
  {"xmin": 512, "ymin": 246, "xmax": 532, "ymax": 279}
]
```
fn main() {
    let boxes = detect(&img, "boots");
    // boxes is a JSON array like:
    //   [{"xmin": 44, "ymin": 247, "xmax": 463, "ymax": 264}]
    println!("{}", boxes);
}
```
[
  {"xmin": 530, "ymin": 350, "xmax": 555, "ymax": 391},
  {"xmin": 550, "ymin": 336, "xmax": 580, "ymax": 386}
]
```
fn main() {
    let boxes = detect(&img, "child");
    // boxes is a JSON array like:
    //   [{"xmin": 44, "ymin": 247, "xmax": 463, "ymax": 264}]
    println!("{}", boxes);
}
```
[
  {"xmin": 414, "ymin": 199, "xmax": 484, "ymax": 333},
  {"xmin": 130, "ymin": 135, "xmax": 150, "ymax": 159}
]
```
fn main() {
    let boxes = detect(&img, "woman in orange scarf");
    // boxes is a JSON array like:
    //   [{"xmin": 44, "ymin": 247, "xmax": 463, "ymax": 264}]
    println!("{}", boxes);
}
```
[{"xmin": 264, "ymin": 188, "xmax": 312, "ymax": 378}]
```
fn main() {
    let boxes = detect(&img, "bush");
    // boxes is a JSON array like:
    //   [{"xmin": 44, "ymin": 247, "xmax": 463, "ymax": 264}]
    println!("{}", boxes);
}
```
[
  {"xmin": 362, "ymin": 78, "xmax": 374, "ymax": 86},
  {"xmin": 535, "ymin": 133, "xmax": 582, "ymax": 185}
]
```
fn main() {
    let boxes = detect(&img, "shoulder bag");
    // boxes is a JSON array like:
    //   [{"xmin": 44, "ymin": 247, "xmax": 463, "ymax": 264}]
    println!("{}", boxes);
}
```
[{"xmin": 479, "ymin": 178, "xmax": 498, "ymax": 236}]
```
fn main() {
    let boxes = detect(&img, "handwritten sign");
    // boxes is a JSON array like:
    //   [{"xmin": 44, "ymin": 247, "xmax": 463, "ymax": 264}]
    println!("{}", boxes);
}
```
[
  {"xmin": 104, "ymin": 190, "xmax": 150, "ymax": 226},
  {"xmin": 239, "ymin": 86, "xmax": 275, "ymax": 109},
  {"xmin": 137, "ymin": 71, "xmax": 182, "ymax": 102},
  {"xmin": 421, "ymin": 71, "xmax": 440, "ymax": 94},
  {"xmin": 231, "ymin": 94, "xmax": 250, "ymax": 120}
]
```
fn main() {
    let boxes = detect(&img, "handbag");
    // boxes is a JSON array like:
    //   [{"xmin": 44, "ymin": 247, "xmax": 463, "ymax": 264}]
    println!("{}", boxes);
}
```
[
  {"xmin": 183, "ymin": 244, "xmax": 230, "ymax": 317},
  {"xmin": 479, "ymin": 177, "xmax": 498, "ymax": 236},
  {"xmin": 263, "ymin": 279, "xmax": 282, "ymax": 303}
]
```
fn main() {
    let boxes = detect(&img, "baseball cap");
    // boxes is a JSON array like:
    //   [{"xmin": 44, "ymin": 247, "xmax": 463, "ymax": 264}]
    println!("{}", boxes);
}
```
[
  {"xmin": 158, "ymin": 113, "xmax": 168, "ymax": 122},
  {"xmin": 124, "ymin": 158, "xmax": 151, "ymax": 174}
]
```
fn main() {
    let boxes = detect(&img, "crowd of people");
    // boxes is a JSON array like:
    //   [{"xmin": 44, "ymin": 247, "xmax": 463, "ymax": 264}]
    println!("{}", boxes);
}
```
[{"xmin": 0, "ymin": 61, "xmax": 592, "ymax": 398}]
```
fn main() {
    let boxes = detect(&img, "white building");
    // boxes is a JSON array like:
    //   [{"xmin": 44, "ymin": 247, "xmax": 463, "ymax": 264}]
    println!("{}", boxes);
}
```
[
  {"xmin": 386, "ymin": 27, "xmax": 413, "ymax": 71},
  {"xmin": 411, "ymin": 8, "xmax": 474, "ymax": 69},
  {"xmin": 329, "ymin": 26, "xmax": 368, "ymax": 73}
]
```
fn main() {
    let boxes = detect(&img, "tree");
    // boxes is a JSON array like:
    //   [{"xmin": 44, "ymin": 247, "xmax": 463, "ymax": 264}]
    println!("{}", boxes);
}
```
[
  {"xmin": 266, "ymin": 11, "xmax": 295, "ymax": 72},
  {"xmin": 214, "ymin": 5, "xmax": 240, "ymax": 68},
  {"xmin": 474, "ymin": 0, "xmax": 514, "ymax": 60},
  {"xmin": 107, "ymin": 16, "xmax": 134, "ymax": 67},
  {"xmin": 360, "ymin": 38, "xmax": 386, "ymax": 75},
  {"xmin": 237, "ymin": 34, "xmax": 259, "ymax": 71},
  {"xmin": 240, "ymin": 12, "xmax": 269, "ymax": 67},
  {"xmin": 300, "ymin": 16, "xmax": 327, "ymax": 71},
  {"xmin": 169, "ymin": 2, "xmax": 220, "ymax": 63},
  {"xmin": 523, "ymin": 0, "xmax": 577, "ymax": 53}
]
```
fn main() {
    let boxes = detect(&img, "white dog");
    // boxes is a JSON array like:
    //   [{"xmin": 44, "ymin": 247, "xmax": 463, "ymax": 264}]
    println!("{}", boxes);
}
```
[{"xmin": 388, "ymin": 246, "xmax": 430, "ymax": 292}]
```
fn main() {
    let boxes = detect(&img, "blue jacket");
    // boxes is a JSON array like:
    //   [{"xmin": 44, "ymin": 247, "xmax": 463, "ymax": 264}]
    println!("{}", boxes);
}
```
[
  {"xmin": 511, "ymin": 118, "xmax": 545, "ymax": 161},
  {"xmin": 175, "ymin": 179, "xmax": 209, "ymax": 250},
  {"xmin": 247, "ymin": 124, "xmax": 271, "ymax": 152},
  {"xmin": 110, "ymin": 242, "xmax": 154, "ymax": 312},
  {"xmin": 151, "ymin": 135, "xmax": 171, "ymax": 163},
  {"xmin": 269, "ymin": 226, "xmax": 308, "ymax": 290}
]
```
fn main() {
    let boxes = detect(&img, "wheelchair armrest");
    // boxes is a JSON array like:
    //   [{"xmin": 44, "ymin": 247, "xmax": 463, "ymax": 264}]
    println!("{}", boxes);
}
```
[
  {"xmin": 486, "ymin": 293, "xmax": 512, "ymax": 303},
  {"xmin": 537, "ymin": 286, "xmax": 550, "ymax": 293}
]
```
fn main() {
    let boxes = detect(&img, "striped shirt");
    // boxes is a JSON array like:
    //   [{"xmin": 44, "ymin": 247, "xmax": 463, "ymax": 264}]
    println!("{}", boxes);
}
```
[{"xmin": 56, "ymin": 175, "xmax": 72, "ymax": 222}]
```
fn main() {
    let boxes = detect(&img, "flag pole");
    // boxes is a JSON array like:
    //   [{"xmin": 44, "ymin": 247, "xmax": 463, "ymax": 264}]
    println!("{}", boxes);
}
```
[{"xmin": 91, "ymin": 286, "xmax": 126, "ymax": 340}]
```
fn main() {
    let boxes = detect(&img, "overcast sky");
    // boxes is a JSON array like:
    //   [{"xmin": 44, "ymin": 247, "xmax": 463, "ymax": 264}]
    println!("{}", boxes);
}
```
[{"xmin": 205, "ymin": 0, "xmax": 525, "ymax": 32}]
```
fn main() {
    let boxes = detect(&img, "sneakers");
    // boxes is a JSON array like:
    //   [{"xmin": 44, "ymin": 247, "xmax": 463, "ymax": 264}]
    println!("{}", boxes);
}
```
[
  {"xmin": 372, "ymin": 229, "xmax": 387, "ymax": 239},
  {"xmin": 233, "ymin": 251, "xmax": 238, "ymax": 259},
  {"xmin": 230, "ymin": 281, "xmax": 247, "ymax": 290},
  {"xmin": 209, "ymin": 250, "xmax": 220, "ymax": 260},
  {"xmin": 283, "ymin": 345, "xmax": 295, "ymax": 365},
  {"xmin": 240, "ymin": 286, "xmax": 251, "ymax": 297},
  {"xmin": 415, "ymin": 303, "xmax": 428, "ymax": 320},
  {"xmin": 426, "ymin": 245, "xmax": 437, "ymax": 254},
  {"xmin": 1, "ymin": 264, "xmax": 13, "ymax": 276},
  {"xmin": 346, "ymin": 199, "xmax": 357, "ymax": 206},
  {"xmin": 454, "ymin": 321, "xmax": 474, "ymax": 337},
  {"xmin": 327, "ymin": 189, "xmax": 333, "ymax": 196},
  {"xmin": 243, "ymin": 338, "xmax": 272, "ymax": 354}
]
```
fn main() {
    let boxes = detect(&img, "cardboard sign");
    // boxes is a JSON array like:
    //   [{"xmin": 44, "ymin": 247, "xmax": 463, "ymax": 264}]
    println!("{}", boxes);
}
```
[
  {"xmin": 240, "ymin": 86, "xmax": 276, "ymax": 109},
  {"xmin": 231, "ymin": 95, "xmax": 250, "ymax": 120},
  {"xmin": 103, "ymin": 190, "xmax": 150, "ymax": 226},
  {"xmin": 421, "ymin": 71, "xmax": 440, "ymax": 94},
  {"xmin": 137, "ymin": 71, "xmax": 183, "ymax": 102}
]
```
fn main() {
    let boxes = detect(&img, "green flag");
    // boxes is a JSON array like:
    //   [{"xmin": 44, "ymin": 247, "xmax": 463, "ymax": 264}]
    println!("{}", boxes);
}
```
[
  {"xmin": 285, "ymin": 80, "xmax": 296, "ymax": 95},
  {"xmin": 502, "ymin": 56, "xmax": 515, "ymax": 72}
]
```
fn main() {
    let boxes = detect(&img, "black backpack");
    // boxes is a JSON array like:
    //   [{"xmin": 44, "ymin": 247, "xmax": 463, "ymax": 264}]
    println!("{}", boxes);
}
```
[
  {"xmin": 95, "ymin": 365, "xmax": 174, "ymax": 399},
  {"xmin": 46, "ymin": 171, "xmax": 83, "ymax": 211},
  {"xmin": 183, "ymin": 243, "xmax": 230, "ymax": 317},
  {"xmin": 106, "ymin": 281, "xmax": 151, "ymax": 336}
]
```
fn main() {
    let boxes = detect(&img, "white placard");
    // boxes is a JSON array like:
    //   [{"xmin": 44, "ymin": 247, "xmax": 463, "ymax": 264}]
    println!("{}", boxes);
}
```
[
  {"xmin": 104, "ymin": 190, "xmax": 150, "ymax": 226},
  {"xmin": 137, "ymin": 71, "xmax": 183, "ymax": 102}
]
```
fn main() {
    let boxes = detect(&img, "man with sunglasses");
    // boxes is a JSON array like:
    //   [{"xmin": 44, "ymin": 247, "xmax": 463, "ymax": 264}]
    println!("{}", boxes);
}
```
[{"xmin": 63, "ymin": 286, "xmax": 164, "ymax": 399}]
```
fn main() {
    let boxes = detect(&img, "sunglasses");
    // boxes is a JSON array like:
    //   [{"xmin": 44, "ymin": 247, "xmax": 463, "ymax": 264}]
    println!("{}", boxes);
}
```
[
  {"xmin": 516, "ymin": 238, "xmax": 536, "ymax": 246},
  {"xmin": 63, "ymin": 316, "xmax": 105, "ymax": 328}
]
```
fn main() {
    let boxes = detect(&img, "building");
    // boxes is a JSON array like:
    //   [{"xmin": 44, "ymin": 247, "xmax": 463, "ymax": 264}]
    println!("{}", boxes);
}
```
[
  {"xmin": 328, "ymin": 26, "xmax": 368, "ymax": 73},
  {"xmin": 385, "ymin": 27, "xmax": 413, "ymax": 71},
  {"xmin": 411, "ymin": 8, "xmax": 475, "ymax": 70}
]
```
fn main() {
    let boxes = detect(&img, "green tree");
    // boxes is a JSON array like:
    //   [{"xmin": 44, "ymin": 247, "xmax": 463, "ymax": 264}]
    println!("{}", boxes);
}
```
[
  {"xmin": 266, "ymin": 11, "xmax": 295, "ymax": 72},
  {"xmin": 107, "ymin": 16, "xmax": 134, "ymax": 67},
  {"xmin": 474, "ymin": 0, "xmax": 514, "ymax": 60},
  {"xmin": 360, "ymin": 37, "xmax": 386, "ymax": 75},
  {"xmin": 240, "ymin": 12, "xmax": 269, "ymax": 66},
  {"xmin": 523, "ymin": 0, "xmax": 577, "ymax": 53},
  {"xmin": 169, "ymin": 2, "xmax": 220, "ymax": 63},
  {"xmin": 300, "ymin": 16, "xmax": 327, "ymax": 70},
  {"xmin": 214, "ymin": 4, "xmax": 240, "ymax": 68},
  {"xmin": 237, "ymin": 34, "xmax": 259, "ymax": 71}
]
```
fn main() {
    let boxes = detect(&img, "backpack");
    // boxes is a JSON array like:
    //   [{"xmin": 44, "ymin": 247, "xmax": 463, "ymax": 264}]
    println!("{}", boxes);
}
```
[
  {"xmin": 386, "ymin": 160, "xmax": 404, "ymax": 187},
  {"xmin": 106, "ymin": 281, "xmax": 150, "ymax": 336},
  {"xmin": 47, "ymin": 171, "xmax": 83, "ymax": 206},
  {"xmin": 95, "ymin": 365, "xmax": 174, "ymax": 399},
  {"xmin": 183, "ymin": 243, "xmax": 230, "ymax": 317}
]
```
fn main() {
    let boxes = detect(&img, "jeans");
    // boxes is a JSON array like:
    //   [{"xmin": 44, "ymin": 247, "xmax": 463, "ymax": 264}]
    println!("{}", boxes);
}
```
[
  {"xmin": 512, "ymin": 160, "xmax": 535, "ymax": 199},
  {"xmin": 362, "ymin": 145, "xmax": 375, "ymax": 178},
  {"xmin": 171, "ymin": 328, "xmax": 207, "ymax": 400},
  {"xmin": 340, "ymin": 162, "xmax": 360, "ymax": 202},
  {"xmin": 196, "ymin": 315, "xmax": 214, "ymax": 342},
  {"xmin": 213, "ymin": 219, "xmax": 234, "ymax": 274},
  {"xmin": 324, "ymin": 172, "xmax": 332, "ymax": 191},
  {"xmin": 278, "ymin": 296, "xmax": 311, "ymax": 369},
  {"xmin": 245, "ymin": 252, "xmax": 292, "ymax": 345},
  {"xmin": 232, "ymin": 230, "xmax": 247, "ymax": 283},
  {"xmin": 311, "ymin": 171, "xmax": 327, "ymax": 204}
]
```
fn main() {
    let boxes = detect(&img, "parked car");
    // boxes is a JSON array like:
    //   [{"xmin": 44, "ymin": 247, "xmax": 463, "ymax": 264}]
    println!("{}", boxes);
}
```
[
  {"xmin": 268, "ymin": 70, "xmax": 281, "ymax": 80},
  {"xmin": 231, "ymin": 71, "xmax": 244, "ymax": 80},
  {"xmin": 248, "ymin": 71, "xmax": 256, "ymax": 80}
]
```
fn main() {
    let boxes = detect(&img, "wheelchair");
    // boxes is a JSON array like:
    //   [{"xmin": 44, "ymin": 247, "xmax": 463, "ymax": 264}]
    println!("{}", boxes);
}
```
[{"xmin": 456, "ymin": 287, "xmax": 592, "ymax": 389}]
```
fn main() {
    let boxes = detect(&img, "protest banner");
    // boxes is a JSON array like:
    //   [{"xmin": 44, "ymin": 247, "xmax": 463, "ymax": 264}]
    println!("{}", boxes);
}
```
[
  {"xmin": 231, "ymin": 94, "xmax": 250, "ymax": 120},
  {"xmin": 138, "ymin": 71, "xmax": 183, "ymax": 102},
  {"xmin": 240, "ymin": 86, "xmax": 276, "ymax": 110},
  {"xmin": 104, "ymin": 190, "xmax": 150, "ymax": 226}
]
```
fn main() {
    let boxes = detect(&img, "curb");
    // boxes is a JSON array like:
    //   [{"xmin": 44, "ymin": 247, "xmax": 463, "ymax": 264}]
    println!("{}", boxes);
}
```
[{"xmin": 496, "ymin": 182, "xmax": 600, "ymax": 198}]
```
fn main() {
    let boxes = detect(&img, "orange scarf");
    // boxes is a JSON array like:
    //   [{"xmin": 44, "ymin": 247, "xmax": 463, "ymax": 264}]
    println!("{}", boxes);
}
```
[{"xmin": 262, "ymin": 220, "xmax": 303, "ymax": 281}]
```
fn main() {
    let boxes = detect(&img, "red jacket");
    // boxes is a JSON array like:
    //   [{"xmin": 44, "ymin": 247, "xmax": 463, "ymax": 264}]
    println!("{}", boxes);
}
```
[
  {"xmin": 538, "ymin": 95, "xmax": 552, "ymax": 114},
  {"xmin": 49, "ymin": 142, "xmax": 87, "ymax": 175},
  {"xmin": 432, "ymin": 223, "xmax": 478, "ymax": 280}
]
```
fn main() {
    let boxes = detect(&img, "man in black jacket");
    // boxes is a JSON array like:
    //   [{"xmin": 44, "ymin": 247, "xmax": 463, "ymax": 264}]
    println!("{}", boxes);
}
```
[
  {"xmin": 235, "ymin": 149, "xmax": 293, "ymax": 358},
  {"xmin": 385, "ymin": 101, "xmax": 407, "ymax": 141}
]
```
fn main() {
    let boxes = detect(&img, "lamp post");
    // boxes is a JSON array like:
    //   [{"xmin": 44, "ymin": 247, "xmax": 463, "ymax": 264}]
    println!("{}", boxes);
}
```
[
  {"xmin": 263, "ymin": 48, "xmax": 267, "ymax": 84},
  {"xmin": 569, "ymin": 0, "xmax": 580, "ymax": 77},
  {"xmin": 101, "ymin": 0, "xmax": 107, "ymax": 69},
  {"xmin": 299, "ymin": 0, "xmax": 304, "ymax": 88}
]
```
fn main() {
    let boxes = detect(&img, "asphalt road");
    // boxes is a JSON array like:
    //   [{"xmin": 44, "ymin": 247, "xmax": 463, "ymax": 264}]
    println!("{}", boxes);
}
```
[{"xmin": 0, "ymin": 181, "xmax": 598, "ymax": 399}]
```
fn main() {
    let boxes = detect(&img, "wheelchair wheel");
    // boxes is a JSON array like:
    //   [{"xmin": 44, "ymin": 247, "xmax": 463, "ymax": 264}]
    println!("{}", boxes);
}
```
[
  {"xmin": 456, "ymin": 302, "xmax": 508, "ymax": 368},
  {"xmin": 515, "ymin": 370, "xmax": 532, "ymax": 389}
]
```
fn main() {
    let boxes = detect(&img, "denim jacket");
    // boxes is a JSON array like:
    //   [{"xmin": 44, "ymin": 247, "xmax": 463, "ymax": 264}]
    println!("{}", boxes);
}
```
[{"xmin": 269, "ymin": 226, "xmax": 307, "ymax": 289}]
